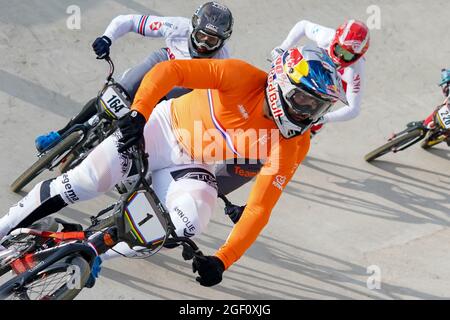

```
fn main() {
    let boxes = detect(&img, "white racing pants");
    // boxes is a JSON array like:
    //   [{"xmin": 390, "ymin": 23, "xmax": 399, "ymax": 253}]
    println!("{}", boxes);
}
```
[{"xmin": 0, "ymin": 100, "xmax": 218, "ymax": 259}]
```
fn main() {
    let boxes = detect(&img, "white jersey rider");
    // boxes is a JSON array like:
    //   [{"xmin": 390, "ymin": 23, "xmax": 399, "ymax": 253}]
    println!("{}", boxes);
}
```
[
  {"xmin": 35, "ymin": 1, "xmax": 233, "ymax": 152},
  {"xmin": 271, "ymin": 19, "xmax": 370, "ymax": 135}
]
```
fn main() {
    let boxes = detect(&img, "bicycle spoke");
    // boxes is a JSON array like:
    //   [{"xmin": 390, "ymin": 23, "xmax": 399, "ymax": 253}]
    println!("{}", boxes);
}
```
[{"xmin": 28, "ymin": 272, "xmax": 71, "ymax": 299}]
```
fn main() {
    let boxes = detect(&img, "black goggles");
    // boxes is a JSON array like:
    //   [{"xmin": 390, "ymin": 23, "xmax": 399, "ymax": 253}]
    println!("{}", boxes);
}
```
[{"xmin": 285, "ymin": 88, "xmax": 333, "ymax": 122}]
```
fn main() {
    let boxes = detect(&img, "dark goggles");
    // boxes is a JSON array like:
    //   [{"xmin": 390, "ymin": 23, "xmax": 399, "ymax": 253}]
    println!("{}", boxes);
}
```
[
  {"xmin": 192, "ymin": 29, "xmax": 223, "ymax": 51},
  {"xmin": 285, "ymin": 88, "xmax": 333, "ymax": 122},
  {"xmin": 334, "ymin": 44, "xmax": 357, "ymax": 62}
]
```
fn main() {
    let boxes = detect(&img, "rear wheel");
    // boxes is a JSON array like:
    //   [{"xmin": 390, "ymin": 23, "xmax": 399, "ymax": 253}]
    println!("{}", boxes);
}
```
[
  {"xmin": 58, "ymin": 150, "xmax": 81, "ymax": 173},
  {"xmin": 365, "ymin": 129, "xmax": 424, "ymax": 162},
  {"xmin": 59, "ymin": 121, "xmax": 116, "ymax": 173},
  {"xmin": 1, "ymin": 255, "xmax": 90, "ymax": 300},
  {"xmin": 420, "ymin": 131, "xmax": 446, "ymax": 149},
  {"xmin": 10, "ymin": 131, "xmax": 82, "ymax": 193}
]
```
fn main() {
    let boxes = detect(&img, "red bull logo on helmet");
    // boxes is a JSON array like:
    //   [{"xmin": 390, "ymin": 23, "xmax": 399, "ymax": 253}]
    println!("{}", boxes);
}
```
[
  {"xmin": 284, "ymin": 48, "xmax": 310, "ymax": 84},
  {"xmin": 285, "ymin": 48, "xmax": 303, "ymax": 69},
  {"xmin": 267, "ymin": 70, "xmax": 284, "ymax": 118}
]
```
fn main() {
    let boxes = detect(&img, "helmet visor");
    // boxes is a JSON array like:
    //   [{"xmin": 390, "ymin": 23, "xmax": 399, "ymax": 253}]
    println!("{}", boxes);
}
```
[
  {"xmin": 193, "ymin": 30, "xmax": 223, "ymax": 51},
  {"xmin": 285, "ymin": 88, "xmax": 333, "ymax": 122},
  {"xmin": 334, "ymin": 44, "xmax": 356, "ymax": 62}
]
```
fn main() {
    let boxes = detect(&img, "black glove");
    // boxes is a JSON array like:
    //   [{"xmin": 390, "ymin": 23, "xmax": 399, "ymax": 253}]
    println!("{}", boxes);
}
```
[
  {"xmin": 225, "ymin": 204, "xmax": 245, "ymax": 224},
  {"xmin": 116, "ymin": 110, "xmax": 147, "ymax": 153},
  {"xmin": 192, "ymin": 255, "xmax": 225, "ymax": 287},
  {"xmin": 92, "ymin": 36, "xmax": 112, "ymax": 59}
]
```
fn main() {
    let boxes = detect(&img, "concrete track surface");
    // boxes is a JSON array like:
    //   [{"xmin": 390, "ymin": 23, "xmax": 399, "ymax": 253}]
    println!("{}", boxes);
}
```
[{"xmin": 0, "ymin": 0, "xmax": 449, "ymax": 300}]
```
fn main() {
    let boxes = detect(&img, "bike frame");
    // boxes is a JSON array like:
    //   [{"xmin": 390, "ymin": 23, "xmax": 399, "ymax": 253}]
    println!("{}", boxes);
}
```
[
  {"xmin": 36, "ymin": 57, "xmax": 123, "ymax": 171},
  {"xmin": 0, "ymin": 144, "xmax": 203, "ymax": 297},
  {"xmin": 391, "ymin": 122, "xmax": 427, "ymax": 152},
  {"xmin": 388, "ymin": 98, "xmax": 450, "ymax": 152}
]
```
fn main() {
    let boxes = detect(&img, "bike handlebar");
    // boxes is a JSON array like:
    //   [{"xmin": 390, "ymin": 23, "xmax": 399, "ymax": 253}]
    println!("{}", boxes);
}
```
[{"xmin": 104, "ymin": 56, "xmax": 115, "ymax": 83}]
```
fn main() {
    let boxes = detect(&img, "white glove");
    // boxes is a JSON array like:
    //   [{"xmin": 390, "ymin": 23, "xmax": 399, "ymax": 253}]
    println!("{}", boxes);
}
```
[{"xmin": 270, "ymin": 47, "xmax": 285, "ymax": 61}]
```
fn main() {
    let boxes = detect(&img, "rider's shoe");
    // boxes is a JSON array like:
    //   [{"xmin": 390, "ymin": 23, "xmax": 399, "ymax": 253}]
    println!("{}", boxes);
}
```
[{"xmin": 35, "ymin": 131, "xmax": 62, "ymax": 153}]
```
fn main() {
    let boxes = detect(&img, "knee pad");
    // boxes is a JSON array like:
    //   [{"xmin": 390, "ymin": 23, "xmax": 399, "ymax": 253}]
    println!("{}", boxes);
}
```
[{"xmin": 165, "ymin": 180, "xmax": 217, "ymax": 238}]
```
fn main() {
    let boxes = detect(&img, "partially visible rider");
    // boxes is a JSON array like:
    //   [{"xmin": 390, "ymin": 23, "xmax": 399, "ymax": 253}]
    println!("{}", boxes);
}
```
[
  {"xmin": 1, "ymin": 44, "xmax": 346, "ymax": 287},
  {"xmin": 422, "ymin": 69, "xmax": 450, "ymax": 130},
  {"xmin": 35, "ymin": 1, "xmax": 234, "ymax": 152},
  {"xmin": 271, "ymin": 19, "xmax": 370, "ymax": 137}
]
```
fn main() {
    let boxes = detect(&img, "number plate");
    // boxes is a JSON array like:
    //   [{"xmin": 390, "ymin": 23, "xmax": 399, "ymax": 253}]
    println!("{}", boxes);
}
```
[
  {"xmin": 124, "ymin": 191, "xmax": 167, "ymax": 246},
  {"xmin": 100, "ymin": 86, "xmax": 130, "ymax": 119},
  {"xmin": 437, "ymin": 105, "xmax": 450, "ymax": 129}
]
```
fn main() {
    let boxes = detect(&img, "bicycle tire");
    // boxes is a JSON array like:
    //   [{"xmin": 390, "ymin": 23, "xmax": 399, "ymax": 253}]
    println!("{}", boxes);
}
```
[
  {"xmin": 59, "ymin": 122, "xmax": 116, "ymax": 173},
  {"xmin": 420, "ymin": 132, "xmax": 446, "ymax": 149},
  {"xmin": 58, "ymin": 150, "xmax": 80, "ymax": 174},
  {"xmin": 1, "ymin": 254, "xmax": 90, "ymax": 300},
  {"xmin": 364, "ymin": 129, "xmax": 423, "ymax": 162},
  {"xmin": 10, "ymin": 131, "xmax": 83, "ymax": 193}
]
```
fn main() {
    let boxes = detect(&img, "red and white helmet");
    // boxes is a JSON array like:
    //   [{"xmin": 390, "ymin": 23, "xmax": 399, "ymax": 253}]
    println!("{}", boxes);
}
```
[{"xmin": 329, "ymin": 20, "xmax": 370, "ymax": 68}]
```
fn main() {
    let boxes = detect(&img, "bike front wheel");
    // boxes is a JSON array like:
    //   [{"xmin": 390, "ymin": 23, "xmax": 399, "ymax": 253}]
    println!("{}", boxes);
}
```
[
  {"xmin": 364, "ymin": 129, "xmax": 424, "ymax": 162},
  {"xmin": 0, "ymin": 254, "xmax": 90, "ymax": 300},
  {"xmin": 10, "ymin": 131, "xmax": 83, "ymax": 193}
]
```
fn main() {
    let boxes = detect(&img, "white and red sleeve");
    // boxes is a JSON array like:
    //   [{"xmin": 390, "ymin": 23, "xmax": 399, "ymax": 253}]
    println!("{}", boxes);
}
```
[
  {"xmin": 279, "ymin": 20, "xmax": 335, "ymax": 51},
  {"xmin": 103, "ymin": 15, "xmax": 186, "ymax": 42},
  {"xmin": 323, "ymin": 59, "xmax": 366, "ymax": 123}
]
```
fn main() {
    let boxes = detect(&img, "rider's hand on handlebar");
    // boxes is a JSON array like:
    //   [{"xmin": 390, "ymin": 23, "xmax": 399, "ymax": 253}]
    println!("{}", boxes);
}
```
[
  {"xmin": 117, "ymin": 110, "xmax": 147, "ymax": 153},
  {"xmin": 92, "ymin": 36, "xmax": 112, "ymax": 59},
  {"xmin": 225, "ymin": 204, "xmax": 245, "ymax": 224},
  {"xmin": 192, "ymin": 255, "xmax": 225, "ymax": 287}
]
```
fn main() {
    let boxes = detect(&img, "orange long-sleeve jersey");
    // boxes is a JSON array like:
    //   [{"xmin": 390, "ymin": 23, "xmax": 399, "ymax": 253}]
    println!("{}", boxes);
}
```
[{"xmin": 132, "ymin": 59, "xmax": 310, "ymax": 269}]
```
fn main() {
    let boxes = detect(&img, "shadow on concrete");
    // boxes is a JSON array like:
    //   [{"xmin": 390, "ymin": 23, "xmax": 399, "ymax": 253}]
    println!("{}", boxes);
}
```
[
  {"xmin": 201, "ymin": 221, "xmax": 445, "ymax": 300},
  {"xmin": 0, "ymin": 69, "xmax": 81, "ymax": 118},
  {"xmin": 284, "ymin": 157, "xmax": 450, "ymax": 226},
  {"xmin": 0, "ymin": 0, "xmax": 160, "ymax": 27},
  {"xmin": 426, "ymin": 147, "xmax": 450, "ymax": 160},
  {"xmin": 100, "ymin": 263, "xmax": 206, "ymax": 300}
]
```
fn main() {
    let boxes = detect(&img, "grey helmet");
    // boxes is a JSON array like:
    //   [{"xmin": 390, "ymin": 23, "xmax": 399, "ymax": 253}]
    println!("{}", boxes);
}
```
[{"xmin": 188, "ymin": 2, "xmax": 233, "ymax": 58}]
